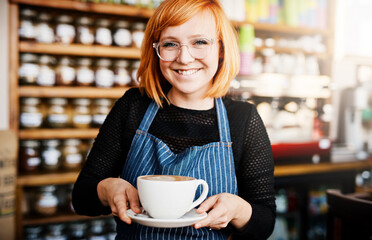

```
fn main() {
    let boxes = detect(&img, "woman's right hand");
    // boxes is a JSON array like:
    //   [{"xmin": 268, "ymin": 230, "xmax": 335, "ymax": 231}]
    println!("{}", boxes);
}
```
[{"xmin": 97, "ymin": 178, "xmax": 142, "ymax": 224}]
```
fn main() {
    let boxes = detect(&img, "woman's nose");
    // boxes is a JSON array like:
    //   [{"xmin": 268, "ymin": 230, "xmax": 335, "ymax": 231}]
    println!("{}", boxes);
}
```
[{"xmin": 176, "ymin": 45, "xmax": 195, "ymax": 64}]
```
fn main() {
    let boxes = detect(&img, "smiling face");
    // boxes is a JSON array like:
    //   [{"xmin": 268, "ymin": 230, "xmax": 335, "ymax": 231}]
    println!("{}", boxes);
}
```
[{"xmin": 158, "ymin": 10, "xmax": 220, "ymax": 102}]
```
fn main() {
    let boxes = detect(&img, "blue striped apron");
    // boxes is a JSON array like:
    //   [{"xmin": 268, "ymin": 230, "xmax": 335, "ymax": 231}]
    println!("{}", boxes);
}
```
[{"xmin": 116, "ymin": 98, "xmax": 238, "ymax": 240}]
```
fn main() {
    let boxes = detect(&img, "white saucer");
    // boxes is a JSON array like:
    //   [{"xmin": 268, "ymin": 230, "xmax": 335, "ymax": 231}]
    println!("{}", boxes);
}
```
[{"xmin": 127, "ymin": 208, "xmax": 207, "ymax": 228}]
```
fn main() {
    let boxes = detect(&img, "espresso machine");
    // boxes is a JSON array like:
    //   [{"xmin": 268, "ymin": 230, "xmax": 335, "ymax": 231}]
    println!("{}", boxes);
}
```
[{"xmin": 335, "ymin": 65, "xmax": 372, "ymax": 160}]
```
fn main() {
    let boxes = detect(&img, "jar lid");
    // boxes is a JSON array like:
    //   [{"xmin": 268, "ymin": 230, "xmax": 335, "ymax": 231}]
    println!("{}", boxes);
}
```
[
  {"xmin": 69, "ymin": 221, "xmax": 88, "ymax": 231},
  {"xmin": 20, "ymin": 53, "xmax": 38, "ymax": 63},
  {"xmin": 21, "ymin": 97, "xmax": 41, "ymax": 105},
  {"xmin": 76, "ymin": 16, "xmax": 93, "ymax": 25},
  {"xmin": 46, "ymin": 223, "xmax": 65, "ymax": 233},
  {"xmin": 57, "ymin": 15, "xmax": 73, "ymax": 24},
  {"xmin": 59, "ymin": 56, "xmax": 74, "ymax": 66},
  {"xmin": 21, "ymin": 140, "xmax": 40, "ymax": 148},
  {"xmin": 39, "ymin": 185, "xmax": 57, "ymax": 192},
  {"xmin": 64, "ymin": 139, "xmax": 82, "ymax": 146},
  {"xmin": 73, "ymin": 98, "xmax": 91, "ymax": 106},
  {"xmin": 114, "ymin": 59, "xmax": 129, "ymax": 68},
  {"xmin": 38, "ymin": 12, "xmax": 52, "ymax": 21},
  {"xmin": 114, "ymin": 20, "xmax": 130, "ymax": 28},
  {"xmin": 41, "ymin": 139, "xmax": 60, "ymax": 147},
  {"xmin": 95, "ymin": 18, "xmax": 111, "ymax": 27},
  {"xmin": 132, "ymin": 22, "xmax": 146, "ymax": 30},
  {"xmin": 20, "ymin": 8, "xmax": 37, "ymax": 18},
  {"xmin": 96, "ymin": 58, "xmax": 112, "ymax": 67},
  {"xmin": 39, "ymin": 55, "xmax": 56, "ymax": 65},
  {"xmin": 94, "ymin": 98, "xmax": 112, "ymax": 106},
  {"xmin": 131, "ymin": 60, "xmax": 141, "ymax": 68},
  {"xmin": 77, "ymin": 58, "xmax": 92, "ymax": 66},
  {"xmin": 48, "ymin": 98, "xmax": 68, "ymax": 105},
  {"xmin": 24, "ymin": 225, "xmax": 43, "ymax": 235}
]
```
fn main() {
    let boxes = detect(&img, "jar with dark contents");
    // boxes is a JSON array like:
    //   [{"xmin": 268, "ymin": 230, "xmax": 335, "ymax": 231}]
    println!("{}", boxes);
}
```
[
  {"xmin": 95, "ymin": 58, "xmax": 114, "ymax": 88},
  {"xmin": 113, "ymin": 20, "xmax": 132, "ymax": 47},
  {"xmin": 72, "ymin": 98, "xmax": 92, "ymax": 128},
  {"xmin": 55, "ymin": 15, "xmax": 76, "ymax": 45},
  {"xmin": 88, "ymin": 219, "xmax": 106, "ymax": 240},
  {"xmin": 43, "ymin": 223, "xmax": 67, "ymax": 240},
  {"xmin": 41, "ymin": 139, "xmax": 61, "ymax": 172},
  {"xmin": 76, "ymin": 16, "xmax": 95, "ymax": 45},
  {"xmin": 56, "ymin": 57, "xmax": 76, "ymax": 86},
  {"xmin": 33, "ymin": 185, "xmax": 59, "ymax": 216},
  {"xmin": 19, "ymin": 140, "xmax": 41, "ymax": 173},
  {"xmin": 35, "ymin": 12, "xmax": 55, "ymax": 44},
  {"xmin": 131, "ymin": 22, "xmax": 145, "ymax": 48},
  {"xmin": 105, "ymin": 218, "xmax": 117, "ymax": 240},
  {"xmin": 130, "ymin": 60, "xmax": 140, "ymax": 86},
  {"xmin": 65, "ymin": 184, "xmax": 75, "ymax": 214},
  {"xmin": 95, "ymin": 18, "xmax": 112, "ymax": 46},
  {"xmin": 61, "ymin": 139, "xmax": 83, "ymax": 171},
  {"xmin": 68, "ymin": 221, "xmax": 88, "ymax": 240},
  {"xmin": 113, "ymin": 59, "xmax": 131, "ymax": 87},
  {"xmin": 46, "ymin": 98, "xmax": 70, "ymax": 128},
  {"xmin": 92, "ymin": 98, "xmax": 112, "ymax": 127},
  {"xmin": 76, "ymin": 58, "xmax": 94, "ymax": 86},
  {"xmin": 19, "ymin": 53, "xmax": 40, "ymax": 86},
  {"xmin": 37, "ymin": 55, "xmax": 56, "ymax": 86},
  {"xmin": 19, "ymin": 8, "xmax": 37, "ymax": 41},
  {"xmin": 20, "ymin": 97, "xmax": 43, "ymax": 129},
  {"xmin": 23, "ymin": 225, "xmax": 43, "ymax": 240}
]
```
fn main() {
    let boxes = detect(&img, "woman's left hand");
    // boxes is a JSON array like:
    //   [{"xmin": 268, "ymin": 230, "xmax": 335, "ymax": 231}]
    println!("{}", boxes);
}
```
[{"xmin": 194, "ymin": 193, "xmax": 252, "ymax": 230}]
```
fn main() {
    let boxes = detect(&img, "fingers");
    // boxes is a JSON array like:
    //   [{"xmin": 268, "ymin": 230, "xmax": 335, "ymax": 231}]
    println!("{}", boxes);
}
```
[
  {"xmin": 126, "ymin": 186, "xmax": 142, "ymax": 214},
  {"xmin": 196, "ymin": 195, "xmax": 217, "ymax": 214}
]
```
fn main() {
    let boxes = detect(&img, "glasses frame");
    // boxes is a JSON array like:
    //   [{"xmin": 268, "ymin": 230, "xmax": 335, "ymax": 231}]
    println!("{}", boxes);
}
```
[{"xmin": 153, "ymin": 38, "xmax": 215, "ymax": 62}]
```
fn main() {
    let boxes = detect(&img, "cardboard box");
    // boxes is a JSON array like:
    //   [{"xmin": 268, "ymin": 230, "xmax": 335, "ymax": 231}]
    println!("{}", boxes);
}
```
[{"xmin": 0, "ymin": 131, "xmax": 17, "ymax": 240}]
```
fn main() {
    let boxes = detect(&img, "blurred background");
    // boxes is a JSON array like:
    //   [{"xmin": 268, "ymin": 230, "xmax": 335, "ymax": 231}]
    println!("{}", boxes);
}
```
[{"xmin": 0, "ymin": 0, "xmax": 372, "ymax": 239}]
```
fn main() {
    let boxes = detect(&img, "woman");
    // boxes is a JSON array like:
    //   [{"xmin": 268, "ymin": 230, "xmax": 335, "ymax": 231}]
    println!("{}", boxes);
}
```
[{"xmin": 72, "ymin": 0, "xmax": 276, "ymax": 239}]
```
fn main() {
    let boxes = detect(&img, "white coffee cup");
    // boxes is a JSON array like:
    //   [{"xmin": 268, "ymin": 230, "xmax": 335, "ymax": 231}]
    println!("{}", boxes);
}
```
[{"xmin": 137, "ymin": 175, "xmax": 209, "ymax": 219}]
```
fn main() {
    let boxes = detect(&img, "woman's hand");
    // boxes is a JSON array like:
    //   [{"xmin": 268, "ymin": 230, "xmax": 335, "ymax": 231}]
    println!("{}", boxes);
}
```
[
  {"xmin": 194, "ymin": 193, "xmax": 252, "ymax": 230},
  {"xmin": 97, "ymin": 178, "xmax": 142, "ymax": 224}
]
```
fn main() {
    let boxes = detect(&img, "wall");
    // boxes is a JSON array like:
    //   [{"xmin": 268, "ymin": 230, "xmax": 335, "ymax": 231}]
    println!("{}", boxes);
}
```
[{"xmin": 0, "ymin": 0, "xmax": 9, "ymax": 130}]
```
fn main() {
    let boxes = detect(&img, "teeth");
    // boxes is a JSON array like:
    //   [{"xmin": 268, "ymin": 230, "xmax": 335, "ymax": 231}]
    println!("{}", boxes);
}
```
[{"xmin": 177, "ymin": 69, "xmax": 198, "ymax": 75}]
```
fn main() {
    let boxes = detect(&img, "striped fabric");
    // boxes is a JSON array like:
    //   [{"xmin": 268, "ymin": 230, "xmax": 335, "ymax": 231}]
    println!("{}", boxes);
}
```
[{"xmin": 117, "ymin": 98, "xmax": 237, "ymax": 240}]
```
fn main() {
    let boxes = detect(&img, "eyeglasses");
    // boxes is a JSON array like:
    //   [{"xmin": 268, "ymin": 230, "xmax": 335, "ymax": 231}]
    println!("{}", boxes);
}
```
[{"xmin": 153, "ymin": 38, "xmax": 215, "ymax": 61}]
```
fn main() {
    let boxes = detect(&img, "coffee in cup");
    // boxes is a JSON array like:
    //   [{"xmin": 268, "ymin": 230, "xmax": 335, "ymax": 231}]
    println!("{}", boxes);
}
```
[{"xmin": 137, "ymin": 175, "xmax": 209, "ymax": 219}]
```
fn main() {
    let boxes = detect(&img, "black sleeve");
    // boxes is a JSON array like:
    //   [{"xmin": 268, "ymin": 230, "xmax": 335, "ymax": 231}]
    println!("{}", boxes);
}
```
[
  {"xmin": 72, "ymin": 88, "xmax": 146, "ymax": 216},
  {"xmin": 232, "ymin": 104, "xmax": 276, "ymax": 240}
]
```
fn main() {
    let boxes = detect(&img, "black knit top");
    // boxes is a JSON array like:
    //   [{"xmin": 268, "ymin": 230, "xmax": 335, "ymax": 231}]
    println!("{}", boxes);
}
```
[{"xmin": 72, "ymin": 88, "xmax": 276, "ymax": 239}]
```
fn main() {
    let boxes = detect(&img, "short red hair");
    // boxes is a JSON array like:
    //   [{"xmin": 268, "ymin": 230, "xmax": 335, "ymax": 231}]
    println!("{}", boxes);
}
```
[{"xmin": 137, "ymin": 0, "xmax": 240, "ymax": 107}]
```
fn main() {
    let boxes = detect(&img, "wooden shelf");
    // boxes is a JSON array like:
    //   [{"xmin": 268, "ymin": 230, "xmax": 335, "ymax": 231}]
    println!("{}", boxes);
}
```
[
  {"xmin": 274, "ymin": 158, "xmax": 372, "ymax": 177},
  {"xmin": 23, "ymin": 213, "xmax": 111, "ymax": 226},
  {"xmin": 19, "ymin": 86, "xmax": 129, "ymax": 98},
  {"xmin": 19, "ymin": 42, "xmax": 141, "ymax": 58},
  {"xmin": 255, "ymin": 46, "xmax": 328, "ymax": 59},
  {"xmin": 234, "ymin": 21, "xmax": 329, "ymax": 36},
  {"xmin": 19, "ymin": 128, "xmax": 99, "ymax": 139},
  {"xmin": 17, "ymin": 171, "xmax": 79, "ymax": 186},
  {"xmin": 11, "ymin": 0, "xmax": 154, "ymax": 18}
]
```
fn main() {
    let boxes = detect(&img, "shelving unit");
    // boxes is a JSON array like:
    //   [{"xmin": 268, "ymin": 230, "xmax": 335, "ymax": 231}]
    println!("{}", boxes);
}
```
[{"xmin": 7, "ymin": 0, "xmax": 349, "ymax": 239}]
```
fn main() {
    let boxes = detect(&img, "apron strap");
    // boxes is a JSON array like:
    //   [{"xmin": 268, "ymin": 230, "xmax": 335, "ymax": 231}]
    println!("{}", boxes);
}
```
[{"xmin": 138, "ymin": 101, "xmax": 159, "ymax": 132}]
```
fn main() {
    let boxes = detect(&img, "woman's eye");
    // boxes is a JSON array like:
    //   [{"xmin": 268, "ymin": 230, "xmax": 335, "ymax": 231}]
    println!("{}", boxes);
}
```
[
  {"xmin": 162, "ymin": 42, "xmax": 178, "ymax": 48},
  {"xmin": 194, "ymin": 39, "xmax": 209, "ymax": 45}
]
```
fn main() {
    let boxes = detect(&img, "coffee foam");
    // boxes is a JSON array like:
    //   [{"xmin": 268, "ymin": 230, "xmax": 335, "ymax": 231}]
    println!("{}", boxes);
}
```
[{"xmin": 140, "ymin": 175, "xmax": 194, "ymax": 181}]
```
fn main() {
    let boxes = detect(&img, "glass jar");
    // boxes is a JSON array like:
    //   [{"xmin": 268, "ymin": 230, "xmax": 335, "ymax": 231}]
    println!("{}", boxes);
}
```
[
  {"xmin": 76, "ymin": 16, "xmax": 95, "ymax": 45},
  {"xmin": 43, "ymin": 223, "xmax": 67, "ymax": 240},
  {"xmin": 65, "ymin": 184, "xmax": 75, "ymax": 214},
  {"xmin": 92, "ymin": 98, "xmax": 112, "ymax": 127},
  {"xmin": 23, "ymin": 225, "xmax": 43, "ymax": 240},
  {"xmin": 37, "ymin": 55, "xmax": 56, "ymax": 86},
  {"xmin": 131, "ymin": 22, "xmax": 145, "ymax": 48},
  {"xmin": 105, "ymin": 218, "xmax": 117, "ymax": 240},
  {"xmin": 46, "ymin": 98, "xmax": 70, "ymax": 128},
  {"xmin": 55, "ymin": 15, "xmax": 76, "ymax": 45},
  {"xmin": 19, "ymin": 140, "xmax": 41, "ymax": 173},
  {"xmin": 76, "ymin": 58, "xmax": 95, "ymax": 86},
  {"xmin": 68, "ymin": 222, "xmax": 88, "ymax": 240},
  {"xmin": 113, "ymin": 20, "xmax": 132, "ymax": 47},
  {"xmin": 56, "ymin": 57, "xmax": 76, "ymax": 86},
  {"xmin": 41, "ymin": 139, "xmax": 61, "ymax": 172},
  {"xmin": 95, "ymin": 18, "xmax": 112, "ymax": 46},
  {"xmin": 19, "ymin": 8, "xmax": 37, "ymax": 41},
  {"xmin": 95, "ymin": 58, "xmax": 114, "ymax": 88},
  {"xmin": 130, "ymin": 60, "xmax": 140, "ymax": 86},
  {"xmin": 61, "ymin": 139, "xmax": 83, "ymax": 171},
  {"xmin": 20, "ymin": 97, "xmax": 43, "ymax": 129},
  {"xmin": 19, "ymin": 53, "xmax": 40, "ymax": 85},
  {"xmin": 72, "ymin": 98, "xmax": 92, "ymax": 128},
  {"xmin": 35, "ymin": 12, "xmax": 55, "ymax": 44},
  {"xmin": 88, "ymin": 219, "xmax": 106, "ymax": 240},
  {"xmin": 113, "ymin": 59, "xmax": 131, "ymax": 87},
  {"xmin": 34, "ymin": 185, "xmax": 59, "ymax": 216}
]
